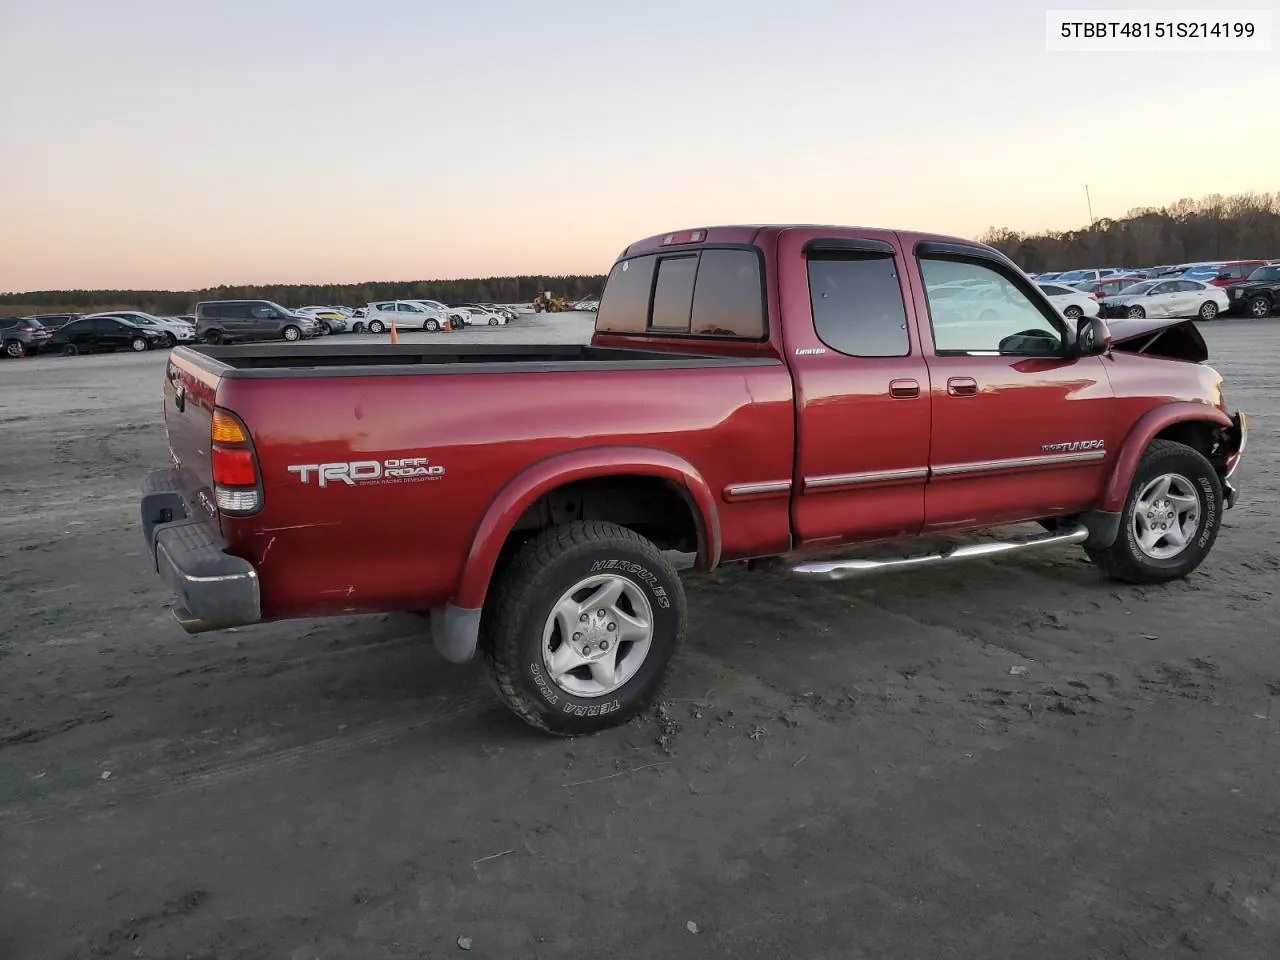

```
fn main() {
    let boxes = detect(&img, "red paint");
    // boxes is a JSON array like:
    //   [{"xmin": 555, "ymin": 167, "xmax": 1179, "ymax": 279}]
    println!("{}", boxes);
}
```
[{"xmin": 162, "ymin": 225, "xmax": 1239, "ymax": 624}]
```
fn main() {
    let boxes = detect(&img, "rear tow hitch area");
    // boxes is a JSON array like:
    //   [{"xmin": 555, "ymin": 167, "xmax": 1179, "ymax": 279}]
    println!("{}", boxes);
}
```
[{"xmin": 788, "ymin": 524, "xmax": 1089, "ymax": 580}]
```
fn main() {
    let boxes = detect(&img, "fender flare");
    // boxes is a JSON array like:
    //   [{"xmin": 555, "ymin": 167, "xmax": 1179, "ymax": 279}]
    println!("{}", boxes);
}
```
[
  {"xmin": 452, "ymin": 446, "xmax": 722, "ymax": 613},
  {"xmin": 1100, "ymin": 402, "xmax": 1232, "ymax": 512}
]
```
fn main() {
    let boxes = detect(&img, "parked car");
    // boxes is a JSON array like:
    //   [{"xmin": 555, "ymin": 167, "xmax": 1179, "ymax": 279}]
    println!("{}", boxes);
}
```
[
  {"xmin": 292, "ymin": 307, "xmax": 349, "ymax": 334},
  {"xmin": 1209, "ymin": 260, "xmax": 1268, "ymax": 287},
  {"xmin": 1073, "ymin": 276, "xmax": 1147, "ymax": 299},
  {"xmin": 1097, "ymin": 278, "xmax": 1230, "ymax": 320},
  {"xmin": 410, "ymin": 301, "xmax": 468, "ymax": 328},
  {"xmin": 21, "ymin": 312, "xmax": 82, "ymax": 330},
  {"xmin": 1035, "ymin": 272, "xmax": 1064, "ymax": 282},
  {"xmin": 1180, "ymin": 263, "xmax": 1228, "ymax": 284},
  {"xmin": 195, "ymin": 300, "xmax": 320, "ymax": 344},
  {"xmin": 84, "ymin": 311, "xmax": 195, "ymax": 347},
  {"xmin": 457, "ymin": 307, "xmax": 507, "ymax": 326},
  {"xmin": 0, "ymin": 316, "xmax": 53, "ymax": 357},
  {"xmin": 1222, "ymin": 263, "xmax": 1280, "ymax": 318},
  {"xmin": 1036, "ymin": 283, "xmax": 1099, "ymax": 320},
  {"xmin": 141, "ymin": 223, "xmax": 1245, "ymax": 736},
  {"xmin": 362, "ymin": 300, "xmax": 450, "ymax": 333},
  {"xmin": 49, "ymin": 315, "xmax": 166, "ymax": 355},
  {"xmin": 1053, "ymin": 269, "xmax": 1112, "ymax": 284}
]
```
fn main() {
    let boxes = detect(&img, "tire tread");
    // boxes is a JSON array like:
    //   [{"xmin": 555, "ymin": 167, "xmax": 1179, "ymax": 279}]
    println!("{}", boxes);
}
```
[{"xmin": 480, "ymin": 520, "xmax": 684, "ymax": 735}]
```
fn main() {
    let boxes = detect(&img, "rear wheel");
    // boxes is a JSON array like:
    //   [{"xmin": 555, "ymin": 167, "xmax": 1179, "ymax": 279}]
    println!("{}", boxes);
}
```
[
  {"xmin": 319, "ymin": 322, "xmax": 331, "ymax": 335},
  {"xmin": 62, "ymin": 343, "xmax": 79, "ymax": 356},
  {"xmin": 1198, "ymin": 300, "xmax": 1219, "ymax": 321},
  {"xmin": 480, "ymin": 520, "xmax": 686, "ymax": 736},
  {"xmin": 3, "ymin": 340, "xmax": 24, "ymax": 358},
  {"xmin": 1248, "ymin": 296, "xmax": 1271, "ymax": 319},
  {"xmin": 204, "ymin": 330, "xmax": 224, "ymax": 345},
  {"xmin": 1085, "ymin": 439, "xmax": 1223, "ymax": 584},
  {"xmin": 1063, "ymin": 305, "xmax": 1083, "ymax": 320},
  {"xmin": 368, "ymin": 319, "xmax": 385, "ymax": 334},
  {"xmin": 162, "ymin": 333, "xmax": 176, "ymax": 348},
  {"xmin": 130, "ymin": 336, "xmax": 148, "ymax": 352}
]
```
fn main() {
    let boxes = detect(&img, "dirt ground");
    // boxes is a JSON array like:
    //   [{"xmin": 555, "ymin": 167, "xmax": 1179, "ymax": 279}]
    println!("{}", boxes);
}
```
[{"xmin": 2, "ymin": 314, "xmax": 1279, "ymax": 960}]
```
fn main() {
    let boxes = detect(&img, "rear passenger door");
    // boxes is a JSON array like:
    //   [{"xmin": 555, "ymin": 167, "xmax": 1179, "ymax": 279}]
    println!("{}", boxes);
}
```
[{"xmin": 778, "ymin": 229, "xmax": 932, "ymax": 547}]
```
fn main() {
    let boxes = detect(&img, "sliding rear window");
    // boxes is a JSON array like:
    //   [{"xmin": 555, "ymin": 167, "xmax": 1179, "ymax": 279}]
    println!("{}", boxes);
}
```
[{"xmin": 596, "ymin": 248, "xmax": 766, "ymax": 339}]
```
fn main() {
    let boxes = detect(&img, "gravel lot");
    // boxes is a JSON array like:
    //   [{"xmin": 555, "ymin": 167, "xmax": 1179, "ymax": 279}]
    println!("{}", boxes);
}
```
[{"xmin": 2, "ymin": 313, "xmax": 1278, "ymax": 960}]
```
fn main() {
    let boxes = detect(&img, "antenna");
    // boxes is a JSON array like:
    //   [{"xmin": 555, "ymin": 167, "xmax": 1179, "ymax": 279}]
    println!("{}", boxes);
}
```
[{"xmin": 1085, "ymin": 185, "xmax": 1095, "ymax": 225}]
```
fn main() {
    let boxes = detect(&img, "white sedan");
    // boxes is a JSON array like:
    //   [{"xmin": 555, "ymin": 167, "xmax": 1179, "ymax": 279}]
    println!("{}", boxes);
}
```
[
  {"xmin": 460, "ymin": 307, "xmax": 508, "ymax": 326},
  {"xmin": 1099, "ymin": 278, "xmax": 1231, "ymax": 321},
  {"xmin": 362, "ymin": 300, "xmax": 450, "ymax": 332},
  {"xmin": 1037, "ymin": 283, "xmax": 1100, "ymax": 320}
]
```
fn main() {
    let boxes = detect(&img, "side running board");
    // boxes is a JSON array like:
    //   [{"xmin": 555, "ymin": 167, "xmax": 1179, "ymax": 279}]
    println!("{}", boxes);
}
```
[{"xmin": 790, "ymin": 524, "xmax": 1088, "ymax": 581}]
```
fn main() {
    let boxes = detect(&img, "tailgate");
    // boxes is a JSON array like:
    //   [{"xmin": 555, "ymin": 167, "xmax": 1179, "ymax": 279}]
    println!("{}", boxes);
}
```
[{"xmin": 163, "ymin": 348, "xmax": 222, "ymax": 511}]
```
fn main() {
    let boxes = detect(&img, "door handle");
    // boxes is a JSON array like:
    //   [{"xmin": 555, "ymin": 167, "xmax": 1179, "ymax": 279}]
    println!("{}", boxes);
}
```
[
  {"xmin": 888, "ymin": 379, "xmax": 920, "ymax": 399},
  {"xmin": 947, "ymin": 376, "xmax": 978, "ymax": 397}
]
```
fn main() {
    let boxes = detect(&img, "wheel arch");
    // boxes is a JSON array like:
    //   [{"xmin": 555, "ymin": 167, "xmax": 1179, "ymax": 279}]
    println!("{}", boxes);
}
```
[
  {"xmin": 453, "ymin": 447, "xmax": 721, "ymax": 615},
  {"xmin": 1099, "ymin": 403, "xmax": 1233, "ymax": 512}
]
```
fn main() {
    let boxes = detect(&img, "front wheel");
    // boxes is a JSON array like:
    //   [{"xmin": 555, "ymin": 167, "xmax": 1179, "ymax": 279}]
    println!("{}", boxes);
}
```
[
  {"xmin": 1198, "ymin": 300, "xmax": 1219, "ymax": 321},
  {"xmin": 1248, "ymin": 296, "xmax": 1271, "ymax": 319},
  {"xmin": 204, "ymin": 330, "xmax": 224, "ymax": 345},
  {"xmin": 62, "ymin": 343, "xmax": 79, "ymax": 356},
  {"xmin": 1085, "ymin": 439, "xmax": 1223, "ymax": 584},
  {"xmin": 480, "ymin": 521, "xmax": 686, "ymax": 736},
  {"xmin": 1063, "ymin": 305, "xmax": 1083, "ymax": 320},
  {"xmin": 424, "ymin": 318, "xmax": 440, "ymax": 332},
  {"xmin": 282, "ymin": 325, "xmax": 301, "ymax": 342},
  {"xmin": 489, "ymin": 318, "xmax": 500, "ymax": 325},
  {"xmin": 130, "ymin": 337, "xmax": 148, "ymax": 352},
  {"xmin": 1126, "ymin": 305, "xmax": 1146, "ymax": 319},
  {"xmin": 351, "ymin": 322, "xmax": 365, "ymax": 333},
  {"xmin": 368, "ymin": 319, "xmax": 385, "ymax": 334}
]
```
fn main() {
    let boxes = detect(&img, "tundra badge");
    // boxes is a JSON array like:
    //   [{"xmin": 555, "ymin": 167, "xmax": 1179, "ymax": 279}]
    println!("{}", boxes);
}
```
[{"xmin": 1041, "ymin": 440, "xmax": 1105, "ymax": 453}]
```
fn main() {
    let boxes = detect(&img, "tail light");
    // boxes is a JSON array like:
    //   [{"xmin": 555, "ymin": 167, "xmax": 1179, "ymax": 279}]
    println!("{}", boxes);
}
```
[{"xmin": 210, "ymin": 408, "xmax": 263, "ymax": 515}]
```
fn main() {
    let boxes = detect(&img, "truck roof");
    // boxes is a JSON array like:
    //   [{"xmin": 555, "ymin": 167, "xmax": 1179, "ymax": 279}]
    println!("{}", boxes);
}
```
[{"xmin": 618, "ymin": 224, "xmax": 998, "ymax": 259}]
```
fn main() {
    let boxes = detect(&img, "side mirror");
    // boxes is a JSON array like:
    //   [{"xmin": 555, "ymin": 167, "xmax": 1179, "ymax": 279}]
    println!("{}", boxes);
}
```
[{"xmin": 1075, "ymin": 316, "xmax": 1111, "ymax": 357}]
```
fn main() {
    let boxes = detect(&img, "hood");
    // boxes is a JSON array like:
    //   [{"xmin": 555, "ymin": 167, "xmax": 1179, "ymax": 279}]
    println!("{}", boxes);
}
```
[{"xmin": 1106, "ymin": 317, "xmax": 1208, "ymax": 363}]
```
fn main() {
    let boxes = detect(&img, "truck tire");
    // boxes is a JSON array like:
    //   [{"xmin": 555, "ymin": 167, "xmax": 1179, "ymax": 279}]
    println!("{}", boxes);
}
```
[
  {"xmin": 480, "ymin": 520, "xmax": 686, "ymax": 736},
  {"xmin": 1248, "ymin": 296, "xmax": 1271, "ymax": 318},
  {"xmin": 1085, "ymin": 439, "xmax": 1223, "ymax": 584}
]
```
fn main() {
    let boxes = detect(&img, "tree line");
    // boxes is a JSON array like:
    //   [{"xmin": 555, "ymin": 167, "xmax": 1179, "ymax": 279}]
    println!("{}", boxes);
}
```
[
  {"xmin": 0, "ymin": 274, "xmax": 606, "ymax": 318},
  {"xmin": 979, "ymin": 191, "xmax": 1280, "ymax": 272}
]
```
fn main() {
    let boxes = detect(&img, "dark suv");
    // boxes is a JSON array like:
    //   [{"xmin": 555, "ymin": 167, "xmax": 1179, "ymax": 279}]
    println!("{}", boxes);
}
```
[
  {"xmin": 1223, "ymin": 264, "xmax": 1280, "ymax": 318},
  {"xmin": 0, "ymin": 317, "xmax": 54, "ymax": 357},
  {"xmin": 195, "ymin": 300, "xmax": 320, "ymax": 345}
]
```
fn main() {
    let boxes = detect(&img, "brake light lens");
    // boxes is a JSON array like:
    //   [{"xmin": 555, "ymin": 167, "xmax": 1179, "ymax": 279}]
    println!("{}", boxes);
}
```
[
  {"xmin": 661, "ymin": 230, "xmax": 705, "ymax": 245},
  {"xmin": 210, "ymin": 407, "xmax": 262, "ymax": 515}
]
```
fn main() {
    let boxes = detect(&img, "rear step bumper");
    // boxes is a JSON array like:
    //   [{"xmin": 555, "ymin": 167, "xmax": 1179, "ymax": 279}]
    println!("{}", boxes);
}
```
[
  {"xmin": 790, "ymin": 524, "xmax": 1089, "ymax": 581},
  {"xmin": 141, "ymin": 467, "xmax": 261, "ymax": 633}
]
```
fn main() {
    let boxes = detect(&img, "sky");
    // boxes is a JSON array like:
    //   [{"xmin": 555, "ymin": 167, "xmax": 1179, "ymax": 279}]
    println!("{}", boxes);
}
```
[{"xmin": 1, "ymin": 0, "xmax": 1276, "ymax": 291}]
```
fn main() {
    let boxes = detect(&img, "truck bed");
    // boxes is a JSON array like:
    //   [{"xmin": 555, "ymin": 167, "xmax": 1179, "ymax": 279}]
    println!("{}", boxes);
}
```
[{"xmin": 179, "ymin": 342, "xmax": 777, "ymax": 376}]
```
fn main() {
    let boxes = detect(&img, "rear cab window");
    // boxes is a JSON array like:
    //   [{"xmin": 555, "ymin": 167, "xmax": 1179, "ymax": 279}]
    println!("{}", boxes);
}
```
[
  {"xmin": 807, "ymin": 254, "xmax": 910, "ymax": 357},
  {"xmin": 596, "ymin": 248, "xmax": 765, "ymax": 339}
]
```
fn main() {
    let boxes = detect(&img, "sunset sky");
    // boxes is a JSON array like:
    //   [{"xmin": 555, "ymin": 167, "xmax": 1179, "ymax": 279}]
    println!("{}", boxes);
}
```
[{"xmin": 1, "ymin": 0, "xmax": 1276, "ymax": 291}]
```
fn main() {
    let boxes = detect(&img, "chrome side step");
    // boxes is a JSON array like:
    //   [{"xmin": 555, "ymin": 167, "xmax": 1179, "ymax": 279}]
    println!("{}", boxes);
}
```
[{"xmin": 790, "ymin": 524, "xmax": 1089, "ymax": 581}]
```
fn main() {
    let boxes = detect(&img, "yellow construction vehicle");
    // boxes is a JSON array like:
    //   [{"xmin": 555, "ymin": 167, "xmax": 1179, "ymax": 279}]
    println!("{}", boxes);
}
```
[{"xmin": 532, "ymin": 292, "xmax": 569, "ymax": 313}]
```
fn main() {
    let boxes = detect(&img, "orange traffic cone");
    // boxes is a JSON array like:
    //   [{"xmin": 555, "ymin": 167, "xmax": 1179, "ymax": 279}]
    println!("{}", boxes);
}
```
[{"xmin": 389, "ymin": 321, "xmax": 399, "ymax": 344}]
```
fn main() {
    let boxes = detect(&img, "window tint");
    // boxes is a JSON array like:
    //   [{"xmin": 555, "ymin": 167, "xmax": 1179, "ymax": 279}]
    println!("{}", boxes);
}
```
[
  {"xmin": 595, "ymin": 255, "xmax": 655, "ymax": 334},
  {"xmin": 650, "ymin": 256, "xmax": 697, "ymax": 331},
  {"xmin": 919, "ymin": 258, "xmax": 1062, "ymax": 355},
  {"xmin": 687, "ymin": 249, "xmax": 764, "ymax": 337},
  {"xmin": 1040, "ymin": 284, "xmax": 1071, "ymax": 296},
  {"xmin": 808, "ymin": 255, "xmax": 909, "ymax": 357}
]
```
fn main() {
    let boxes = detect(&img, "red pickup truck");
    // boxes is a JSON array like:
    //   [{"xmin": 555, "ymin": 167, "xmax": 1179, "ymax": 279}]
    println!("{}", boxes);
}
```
[{"xmin": 141, "ymin": 225, "xmax": 1247, "ymax": 735}]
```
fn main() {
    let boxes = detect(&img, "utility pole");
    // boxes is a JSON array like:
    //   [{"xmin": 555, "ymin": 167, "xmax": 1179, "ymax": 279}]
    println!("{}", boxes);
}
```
[{"xmin": 1085, "ymin": 185, "xmax": 1095, "ymax": 226}]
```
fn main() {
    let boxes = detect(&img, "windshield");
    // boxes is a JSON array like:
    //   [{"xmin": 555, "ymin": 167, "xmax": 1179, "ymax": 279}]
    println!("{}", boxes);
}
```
[
  {"xmin": 1246, "ymin": 266, "xmax": 1280, "ymax": 282},
  {"xmin": 1183, "ymin": 266, "xmax": 1220, "ymax": 279}
]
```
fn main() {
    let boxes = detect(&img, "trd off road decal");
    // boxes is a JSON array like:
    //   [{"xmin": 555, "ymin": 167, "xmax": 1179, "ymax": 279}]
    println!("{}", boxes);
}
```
[{"xmin": 287, "ymin": 456, "xmax": 445, "ymax": 488}]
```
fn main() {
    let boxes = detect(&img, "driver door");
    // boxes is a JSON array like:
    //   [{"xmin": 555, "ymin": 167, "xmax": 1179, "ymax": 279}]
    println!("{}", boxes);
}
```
[{"xmin": 908, "ymin": 243, "xmax": 1120, "ymax": 531}]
